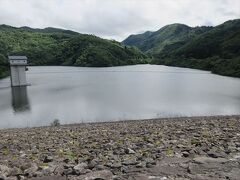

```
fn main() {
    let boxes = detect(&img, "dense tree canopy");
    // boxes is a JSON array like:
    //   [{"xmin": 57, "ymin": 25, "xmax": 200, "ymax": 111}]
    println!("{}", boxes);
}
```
[
  {"xmin": 0, "ymin": 25, "xmax": 148, "ymax": 78},
  {"xmin": 123, "ymin": 19, "xmax": 240, "ymax": 77},
  {"xmin": 0, "ymin": 54, "xmax": 8, "ymax": 78},
  {"xmin": 1, "ymin": 19, "xmax": 240, "ymax": 78}
]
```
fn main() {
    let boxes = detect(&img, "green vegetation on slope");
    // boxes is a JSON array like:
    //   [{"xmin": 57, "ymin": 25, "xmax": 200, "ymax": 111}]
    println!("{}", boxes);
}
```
[
  {"xmin": 57, "ymin": 35, "xmax": 148, "ymax": 67},
  {"xmin": 123, "ymin": 23, "xmax": 212, "ymax": 54},
  {"xmin": 0, "ymin": 54, "xmax": 9, "ymax": 78},
  {"xmin": 0, "ymin": 25, "xmax": 148, "ymax": 78},
  {"xmin": 123, "ymin": 19, "xmax": 240, "ymax": 77},
  {"xmin": 173, "ymin": 20, "xmax": 240, "ymax": 59}
]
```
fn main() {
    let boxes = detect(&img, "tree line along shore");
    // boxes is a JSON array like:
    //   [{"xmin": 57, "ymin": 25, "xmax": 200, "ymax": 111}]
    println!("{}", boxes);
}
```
[{"xmin": 1, "ymin": 19, "xmax": 240, "ymax": 79}]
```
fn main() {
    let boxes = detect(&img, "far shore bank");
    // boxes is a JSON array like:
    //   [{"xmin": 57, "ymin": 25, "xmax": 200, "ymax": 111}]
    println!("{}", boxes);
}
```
[
  {"xmin": 0, "ymin": 115, "xmax": 240, "ymax": 179},
  {"xmin": 1, "ymin": 114, "xmax": 240, "ymax": 130},
  {"xmin": 1, "ymin": 64, "xmax": 240, "ymax": 81}
]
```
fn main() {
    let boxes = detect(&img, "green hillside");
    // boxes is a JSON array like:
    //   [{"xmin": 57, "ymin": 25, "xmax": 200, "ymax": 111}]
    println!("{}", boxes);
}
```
[
  {"xmin": 0, "ymin": 54, "xmax": 8, "ymax": 78},
  {"xmin": 123, "ymin": 23, "xmax": 212, "ymax": 54},
  {"xmin": 0, "ymin": 25, "xmax": 147, "ymax": 78},
  {"xmin": 123, "ymin": 19, "xmax": 240, "ymax": 77},
  {"xmin": 174, "ymin": 20, "xmax": 240, "ymax": 59}
]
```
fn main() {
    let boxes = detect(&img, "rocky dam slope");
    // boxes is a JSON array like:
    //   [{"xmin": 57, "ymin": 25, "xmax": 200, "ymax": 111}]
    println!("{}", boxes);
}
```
[{"xmin": 0, "ymin": 115, "xmax": 240, "ymax": 180}]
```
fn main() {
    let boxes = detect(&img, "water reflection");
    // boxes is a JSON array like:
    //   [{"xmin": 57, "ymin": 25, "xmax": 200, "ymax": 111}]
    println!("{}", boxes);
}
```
[
  {"xmin": 0, "ymin": 65, "xmax": 239, "ymax": 129},
  {"xmin": 11, "ymin": 86, "xmax": 30, "ymax": 112}
]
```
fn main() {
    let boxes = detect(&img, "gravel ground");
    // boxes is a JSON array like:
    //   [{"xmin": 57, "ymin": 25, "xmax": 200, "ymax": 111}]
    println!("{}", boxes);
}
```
[{"xmin": 0, "ymin": 115, "xmax": 240, "ymax": 180}]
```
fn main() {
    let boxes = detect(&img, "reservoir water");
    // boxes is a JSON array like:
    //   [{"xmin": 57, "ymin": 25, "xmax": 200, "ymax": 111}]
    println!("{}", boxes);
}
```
[{"xmin": 0, "ymin": 65, "xmax": 240, "ymax": 129}]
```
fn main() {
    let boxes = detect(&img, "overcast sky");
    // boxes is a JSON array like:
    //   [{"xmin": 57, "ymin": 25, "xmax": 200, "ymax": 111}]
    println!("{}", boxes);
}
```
[{"xmin": 0, "ymin": 0, "xmax": 239, "ymax": 41}]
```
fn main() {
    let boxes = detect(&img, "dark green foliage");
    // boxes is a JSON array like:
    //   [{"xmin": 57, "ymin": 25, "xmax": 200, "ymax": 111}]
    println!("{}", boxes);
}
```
[
  {"xmin": 124, "ymin": 19, "xmax": 240, "ymax": 77},
  {"xmin": 152, "ymin": 56, "xmax": 240, "ymax": 78},
  {"xmin": 0, "ymin": 25, "xmax": 73, "ymax": 66},
  {"xmin": 58, "ymin": 35, "xmax": 147, "ymax": 67},
  {"xmin": 0, "ymin": 54, "xmax": 9, "ymax": 78},
  {"xmin": 20, "ymin": 26, "xmax": 79, "ymax": 35},
  {"xmin": 0, "ymin": 25, "xmax": 147, "ymax": 78},
  {"xmin": 123, "ymin": 23, "xmax": 212, "ymax": 54},
  {"xmin": 211, "ymin": 58, "xmax": 240, "ymax": 77},
  {"xmin": 122, "ymin": 31, "xmax": 153, "ymax": 50}
]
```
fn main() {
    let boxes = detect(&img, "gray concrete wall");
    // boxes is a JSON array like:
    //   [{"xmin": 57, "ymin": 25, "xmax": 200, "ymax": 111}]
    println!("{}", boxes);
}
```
[{"xmin": 10, "ymin": 66, "xmax": 27, "ymax": 86}]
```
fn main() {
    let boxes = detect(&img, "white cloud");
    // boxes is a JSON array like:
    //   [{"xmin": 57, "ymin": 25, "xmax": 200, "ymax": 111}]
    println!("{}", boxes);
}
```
[{"xmin": 0, "ymin": 0, "xmax": 239, "ymax": 40}]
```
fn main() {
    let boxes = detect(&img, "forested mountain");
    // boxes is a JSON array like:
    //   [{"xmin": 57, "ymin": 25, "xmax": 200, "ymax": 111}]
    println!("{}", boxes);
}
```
[
  {"xmin": 0, "ymin": 25, "xmax": 147, "ymax": 78},
  {"xmin": 1, "ymin": 19, "xmax": 239, "ymax": 79},
  {"xmin": 123, "ymin": 24, "xmax": 212, "ymax": 54},
  {"xmin": 123, "ymin": 19, "xmax": 240, "ymax": 77},
  {"xmin": 19, "ymin": 26, "xmax": 79, "ymax": 35}
]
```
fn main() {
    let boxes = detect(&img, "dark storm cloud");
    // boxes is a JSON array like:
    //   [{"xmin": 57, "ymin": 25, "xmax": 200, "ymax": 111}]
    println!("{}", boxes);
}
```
[{"xmin": 0, "ymin": 0, "xmax": 239, "ymax": 40}]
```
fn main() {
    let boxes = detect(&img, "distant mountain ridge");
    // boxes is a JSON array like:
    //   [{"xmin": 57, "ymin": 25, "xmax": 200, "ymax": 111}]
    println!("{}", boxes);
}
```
[
  {"xmin": 0, "ymin": 24, "xmax": 79, "ymax": 35},
  {"xmin": 0, "ymin": 24, "xmax": 148, "ymax": 78},
  {"xmin": 123, "ymin": 19, "xmax": 240, "ymax": 77},
  {"xmin": 123, "ymin": 23, "xmax": 213, "ymax": 54},
  {"xmin": 20, "ymin": 26, "xmax": 80, "ymax": 35},
  {"xmin": 0, "ymin": 19, "xmax": 239, "ymax": 79}
]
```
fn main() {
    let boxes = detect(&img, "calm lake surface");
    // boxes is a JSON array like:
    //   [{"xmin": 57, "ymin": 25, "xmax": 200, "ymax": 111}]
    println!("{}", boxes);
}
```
[{"xmin": 0, "ymin": 65, "xmax": 240, "ymax": 129}]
